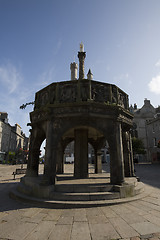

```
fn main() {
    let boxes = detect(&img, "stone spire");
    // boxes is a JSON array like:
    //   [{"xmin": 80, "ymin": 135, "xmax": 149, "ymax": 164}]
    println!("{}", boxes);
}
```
[
  {"xmin": 78, "ymin": 42, "xmax": 86, "ymax": 79},
  {"xmin": 87, "ymin": 69, "xmax": 93, "ymax": 80}
]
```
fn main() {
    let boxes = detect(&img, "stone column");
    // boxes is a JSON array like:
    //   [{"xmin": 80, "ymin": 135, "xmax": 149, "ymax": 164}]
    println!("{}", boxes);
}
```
[
  {"xmin": 42, "ymin": 120, "xmax": 56, "ymax": 185},
  {"xmin": 110, "ymin": 122, "xmax": 125, "ymax": 185},
  {"xmin": 95, "ymin": 149, "xmax": 102, "ymax": 173},
  {"xmin": 129, "ymin": 132, "xmax": 135, "ymax": 176},
  {"xmin": 78, "ymin": 52, "xmax": 86, "ymax": 79},
  {"xmin": 56, "ymin": 143, "xmax": 64, "ymax": 174},
  {"xmin": 26, "ymin": 127, "xmax": 39, "ymax": 177},
  {"xmin": 123, "ymin": 131, "xmax": 132, "ymax": 177},
  {"xmin": 74, "ymin": 129, "xmax": 88, "ymax": 178}
]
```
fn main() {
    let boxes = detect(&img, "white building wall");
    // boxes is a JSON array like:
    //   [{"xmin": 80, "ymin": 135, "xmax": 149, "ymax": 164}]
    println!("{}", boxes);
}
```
[{"xmin": 133, "ymin": 99, "xmax": 156, "ymax": 162}]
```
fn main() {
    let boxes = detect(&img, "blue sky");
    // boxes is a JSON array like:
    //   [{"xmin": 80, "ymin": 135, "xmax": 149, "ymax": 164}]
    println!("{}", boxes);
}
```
[{"xmin": 1, "ymin": 0, "xmax": 160, "ymax": 136}]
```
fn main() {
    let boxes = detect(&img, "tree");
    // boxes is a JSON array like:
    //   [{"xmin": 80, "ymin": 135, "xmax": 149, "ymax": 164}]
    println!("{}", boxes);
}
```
[
  {"xmin": 20, "ymin": 101, "xmax": 35, "ymax": 109},
  {"xmin": 132, "ymin": 137, "xmax": 146, "ymax": 156}
]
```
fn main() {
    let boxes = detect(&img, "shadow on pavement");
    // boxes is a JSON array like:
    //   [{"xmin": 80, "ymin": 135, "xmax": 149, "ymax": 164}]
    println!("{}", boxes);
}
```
[
  {"xmin": 1, "ymin": 163, "xmax": 159, "ymax": 212},
  {"xmin": 135, "ymin": 163, "xmax": 160, "ymax": 189},
  {"xmin": 0, "ymin": 182, "xmax": 32, "ymax": 212}
]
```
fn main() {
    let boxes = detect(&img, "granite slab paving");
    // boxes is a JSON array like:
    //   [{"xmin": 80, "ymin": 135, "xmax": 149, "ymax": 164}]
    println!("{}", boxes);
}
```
[
  {"xmin": 71, "ymin": 222, "xmax": 91, "ymax": 240},
  {"xmin": 24, "ymin": 220, "xmax": 56, "ymax": 240},
  {"xmin": 73, "ymin": 208, "xmax": 88, "ymax": 222},
  {"xmin": 89, "ymin": 222, "xmax": 121, "ymax": 240},
  {"xmin": 48, "ymin": 224, "xmax": 72, "ymax": 240},
  {"xmin": 1, "ymin": 163, "xmax": 160, "ymax": 239},
  {"xmin": 130, "ymin": 222, "xmax": 160, "ymax": 236}
]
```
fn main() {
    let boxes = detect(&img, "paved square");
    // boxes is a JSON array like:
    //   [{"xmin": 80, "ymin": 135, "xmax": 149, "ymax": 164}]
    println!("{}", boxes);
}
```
[{"xmin": 1, "ymin": 163, "xmax": 160, "ymax": 240}]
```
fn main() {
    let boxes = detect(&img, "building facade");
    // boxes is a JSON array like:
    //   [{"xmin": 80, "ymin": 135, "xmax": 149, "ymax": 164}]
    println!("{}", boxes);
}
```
[
  {"xmin": 146, "ymin": 113, "xmax": 160, "ymax": 162},
  {"xmin": 130, "ymin": 99, "xmax": 160, "ymax": 162},
  {"xmin": 0, "ymin": 112, "xmax": 29, "ymax": 163}
]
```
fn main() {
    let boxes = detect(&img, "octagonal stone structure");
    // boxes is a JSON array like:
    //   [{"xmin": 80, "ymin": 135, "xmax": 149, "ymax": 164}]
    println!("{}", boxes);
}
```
[
  {"xmin": 25, "ymin": 78, "xmax": 134, "ymax": 188},
  {"xmin": 17, "ymin": 44, "xmax": 138, "ymax": 201}
]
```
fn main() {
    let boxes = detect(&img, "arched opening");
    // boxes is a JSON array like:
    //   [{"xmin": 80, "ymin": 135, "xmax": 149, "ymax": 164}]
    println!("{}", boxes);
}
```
[
  {"xmin": 26, "ymin": 126, "xmax": 46, "ymax": 177},
  {"xmin": 26, "ymin": 121, "xmax": 134, "ymax": 190},
  {"xmin": 61, "ymin": 141, "xmax": 105, "ymax": 175},
  {"xmin": 39, "ymin": 139, "xmax": 46, "ymax": 175},
  {"xmin": 56, "ymin": 125, "xmax": 111, "ymax": 180},
  {"xmin": 101, "ymin": 141, "xmax": 110, "ymax": 174},
  {"xmin": 64, "ymin": 140, "xmax": 74, "ymax": 174}
]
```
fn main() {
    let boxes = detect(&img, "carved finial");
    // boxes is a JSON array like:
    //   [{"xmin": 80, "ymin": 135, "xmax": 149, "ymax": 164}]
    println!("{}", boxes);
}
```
[
  {"xmin": 87, "ymin": 69, "xmax": 93, "ymax": 80},
  {"xmin": 80, "ymin": 42, "xmax": 84, "ymax": 52}
]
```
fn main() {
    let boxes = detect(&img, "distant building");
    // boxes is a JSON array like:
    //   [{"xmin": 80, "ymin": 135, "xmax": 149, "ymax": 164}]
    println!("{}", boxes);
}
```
[
  {"xmin": 0, "ymin": 112, "xmax": 11, "ymax": 155},
  {"xmin": 130, "ymin": 99, "xmax": 156, "ymax": 162},
  {"xmin": 0, "ymin": 112, "xmax": 29, "ymax": 163},
  {"xmin": 146, "ymin": 113, "xmax": 160, "ymax": 162}
]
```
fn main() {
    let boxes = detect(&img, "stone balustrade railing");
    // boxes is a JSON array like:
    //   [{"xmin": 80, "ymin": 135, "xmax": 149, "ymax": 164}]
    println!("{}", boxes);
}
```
[{"xmin": 34, "ymin": 79, "xmax": 129, "ymax": 110}]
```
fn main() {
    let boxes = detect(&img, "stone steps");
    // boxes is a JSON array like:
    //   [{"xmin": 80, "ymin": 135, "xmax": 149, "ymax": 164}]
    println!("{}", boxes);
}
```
[
  {"xmin": 50, "ymin": 190, "xmax": 120, "ymax": 201},
  {"xmin": 17, "ymin": 180, "xmax": 120, "ymax": 201},
  {"xmin": 52, "ymin": 180, "xmax": 120, "ymax": 201},
  {"xmin": 10, "ymin": 173, "xmax": 146, "ymax": 208},
  {"xmin": 54, "ymin": 183, "xmax": 113, "ymax": 193},
  {"xmin": 10, "ymin": 182, "xmax": 149, "ymax": 209}
]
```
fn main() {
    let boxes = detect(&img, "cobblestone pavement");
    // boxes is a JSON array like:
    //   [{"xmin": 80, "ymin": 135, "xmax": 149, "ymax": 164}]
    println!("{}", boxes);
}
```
[{"xmin": 0, "ymin": 163, "xmax": 160, "ymax": 240}]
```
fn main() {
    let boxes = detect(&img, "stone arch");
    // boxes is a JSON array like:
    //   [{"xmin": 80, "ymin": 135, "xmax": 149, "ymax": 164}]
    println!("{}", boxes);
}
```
[
  {"xmin": 27, "ymin": 125, "xmax": 46, "ymax": 177},
  {"xmin": 26, "ymin": 116, "xmax": 134, "ymax": 186},
  {"xmin": 54, "ymin": 120, "xmax": 110, "ymax": 179},
  {"xmin": 56, "ymin": 137, "xmax": 74, "ymax": 174}
]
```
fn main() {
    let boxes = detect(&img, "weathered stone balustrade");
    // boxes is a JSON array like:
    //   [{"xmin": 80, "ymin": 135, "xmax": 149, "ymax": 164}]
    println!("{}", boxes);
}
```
[{"xmin": 34, "ymin": 79, "xmax": 129, "ymax": 110}]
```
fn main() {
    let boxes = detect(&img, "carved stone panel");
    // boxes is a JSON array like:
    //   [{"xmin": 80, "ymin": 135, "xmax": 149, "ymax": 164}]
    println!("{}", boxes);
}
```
[
  {"xmin": 59, "ymin": 84, "xmax": 77, "ymax": 103},
  {"xmin": 49, "ymin": 85, "xmax": 56, "ymax": 104},
  {"xmin": 112, "ymin": 86, "xmax": 118, "ymax": 104},
  {"xmin": 91, "ymin": 83, "xmax": 110, "ymax": 103},
  {"xmin": 35, "ymin": 90, "xmax": 49, "ymax": 109},
  {"xmin": 117, "ymin": 90, "xmax": 128, "ymax": 109},
  {"xmin": 81, "ymin": 83, "xmax": 89, "ymax": 101},
  {"xmin": 34, "ymin": 80, "xmax": 129, "ymax": 111}
]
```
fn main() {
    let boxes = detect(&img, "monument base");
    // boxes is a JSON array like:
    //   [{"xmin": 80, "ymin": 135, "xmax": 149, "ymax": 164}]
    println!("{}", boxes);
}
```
[
  {"xmin": 17, "ymin": 176, "xmax": 55, "ymax": 199},
  {"xmin": 16, "ymin": 174, "xmax": 144, "ymax": 201}
]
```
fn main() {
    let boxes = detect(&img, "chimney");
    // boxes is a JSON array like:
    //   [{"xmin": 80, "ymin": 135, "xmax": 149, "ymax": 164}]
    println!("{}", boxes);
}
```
[
  {"xmin": 134, "ymin": 103, "xmax": 137, "ymax": 110},
  {"xmin": 70, "ymin": 62, "xmax": 78, "ymax": 80},
  {"xmin": 144, "ymin": 98, "xmax": 150, "ymax": 105}
]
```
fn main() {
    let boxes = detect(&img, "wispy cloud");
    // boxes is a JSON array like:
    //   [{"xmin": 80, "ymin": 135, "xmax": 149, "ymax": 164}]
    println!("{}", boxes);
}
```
[
  {"xmin": 106, "ymin": 65, "xmax": 110, "ymax": 72},
  {"xmin": 116, "ymin": 39, "xmax": 127, "ymax": 49},
  {"xmin": 0, "ymin": 62, "xmax": 34, "ymax": 136},
  {"xmin": 0, "ymin": 62, "xmax": 22, "ymax": 94},
  {"xmin": 155, "ymin": 60, "xmax": 160, "ymax": 67},
  {"xmin": 114, "ymin": 73, "xmax": 130, "ymax": 82},
  {"xmin": 0, "ymin": 88, "xmax": 32, "ymax": 136},
  {"xmin": 113, "ymin": 73, "xmax": 132, "ymax": 88},
  {"xmin": 148, "ymin": 74, "xmax": 160, "ymax": 94},
  {"xmin": 38, "ymin": 66, "xmax": 56, "ymax": 87},
  {"xmin": 0, "ymin": 60, "xmax": 58, "ymax": 136},
  {"xmin": 53, "ymin": 39, "xmax": 62, "ymax": 56}
]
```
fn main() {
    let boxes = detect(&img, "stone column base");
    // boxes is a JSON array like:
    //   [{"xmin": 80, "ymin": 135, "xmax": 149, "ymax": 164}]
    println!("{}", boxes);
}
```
[{"xmin": 17, "ymin": 176, "xmax": 55, "ymax": 199}]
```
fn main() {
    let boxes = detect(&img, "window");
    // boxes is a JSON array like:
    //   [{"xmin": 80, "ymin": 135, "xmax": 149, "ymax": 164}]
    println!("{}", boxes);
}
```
[
  {"xmin": 153, "ymin": 138, "xmax": 157, "ymax": 147},
  {"xmin": 153, "ymin": 124, "xmax": 155, "ymax": 133}
]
